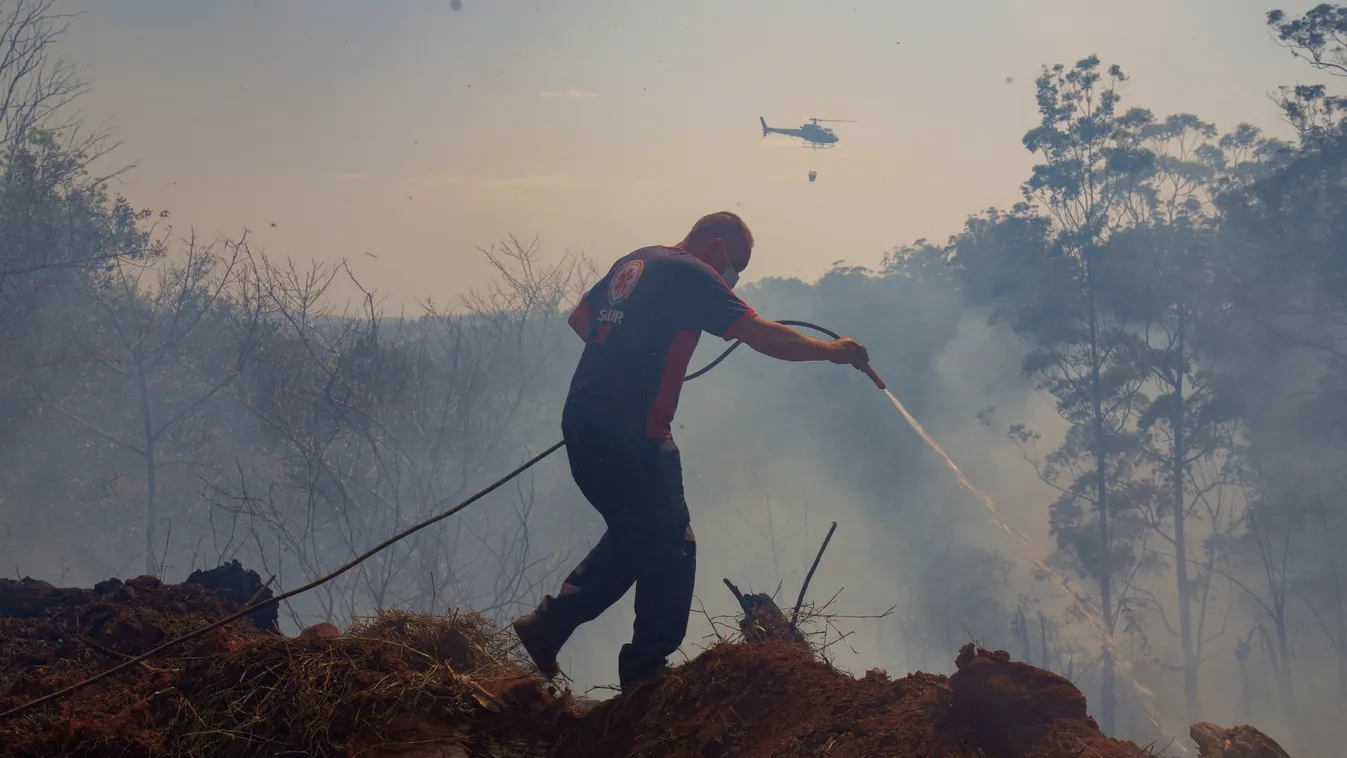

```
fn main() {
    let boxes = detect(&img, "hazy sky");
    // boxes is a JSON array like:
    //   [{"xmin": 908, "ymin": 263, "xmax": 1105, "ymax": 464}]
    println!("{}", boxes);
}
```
[{"xmin": 56, "ymin": 0, "xmax": 1326, "ymax": 306}]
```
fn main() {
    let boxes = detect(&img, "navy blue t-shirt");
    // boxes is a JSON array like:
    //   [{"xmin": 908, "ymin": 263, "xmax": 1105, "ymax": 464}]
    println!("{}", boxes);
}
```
[{"xmin": 564, "ymin": 246, "xmax": 757, "ymax": 439}]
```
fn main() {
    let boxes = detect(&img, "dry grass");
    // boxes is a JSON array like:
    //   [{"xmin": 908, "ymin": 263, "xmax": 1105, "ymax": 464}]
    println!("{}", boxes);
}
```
[
  {"xmin": 347, "ymin": 609, "xmax": 529, "ymax": 679},
  {"xmin": 164, "ymin": 609, "xmax": 534, "ymax": 758}
]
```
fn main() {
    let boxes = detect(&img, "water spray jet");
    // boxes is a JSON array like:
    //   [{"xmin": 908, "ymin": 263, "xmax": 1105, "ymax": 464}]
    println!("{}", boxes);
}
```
[{"xmin": 875, "ymin": 383, "xmax": 1183, "ymax": 752}]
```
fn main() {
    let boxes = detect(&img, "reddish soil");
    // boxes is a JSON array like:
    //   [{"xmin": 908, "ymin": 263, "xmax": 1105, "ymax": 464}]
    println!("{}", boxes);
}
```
[
  {"xmin": 0, "ymin": 575, "xmax": 257, "ymax": 758},
  {"xmin": 551, "ymin": 642, "xmax": 1147, "ymax": 758},
  {"xmin": 0, "ymin": 573, "xmax": 1155, "ymax": 758}
]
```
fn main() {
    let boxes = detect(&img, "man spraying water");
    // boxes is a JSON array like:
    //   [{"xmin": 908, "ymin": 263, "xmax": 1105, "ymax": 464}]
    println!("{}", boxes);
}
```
[{"xmin": 511, "ymin": 211, "xmax": 873, "ymax": 692}]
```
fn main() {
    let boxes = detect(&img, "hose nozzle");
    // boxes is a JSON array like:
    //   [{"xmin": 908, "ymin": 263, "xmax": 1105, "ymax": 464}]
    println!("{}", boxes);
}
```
[{"xmin": 860, "ymin": 362, "xmax": 887, "ymax": 391}]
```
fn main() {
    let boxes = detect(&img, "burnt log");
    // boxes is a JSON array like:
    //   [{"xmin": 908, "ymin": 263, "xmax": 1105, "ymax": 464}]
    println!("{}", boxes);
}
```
[
  {"xmin": 185, "ymin": 560, "xmax": 278, "ymax": 633},
  {"xmin": 723, "ymin": 578, "xmax": 808, "ymax": 647}
]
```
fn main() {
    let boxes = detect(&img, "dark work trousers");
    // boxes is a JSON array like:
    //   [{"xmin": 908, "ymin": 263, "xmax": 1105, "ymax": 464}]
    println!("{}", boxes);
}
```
[{"xmin": 531, "ymin": 411, "xmax": 697, "ymax": 685}]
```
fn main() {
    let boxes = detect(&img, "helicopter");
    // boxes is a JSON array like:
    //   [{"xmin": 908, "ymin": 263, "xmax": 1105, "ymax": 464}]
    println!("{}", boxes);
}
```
[{"xmin": 759, "ymin": 117, "xmax": 855, "ymax": 149}]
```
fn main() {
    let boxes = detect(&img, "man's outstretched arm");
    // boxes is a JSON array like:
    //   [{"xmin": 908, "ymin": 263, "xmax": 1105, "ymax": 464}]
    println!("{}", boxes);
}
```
[{"xmin": 734, "ymin": 314, "xmax": 868, "ymax": 366}]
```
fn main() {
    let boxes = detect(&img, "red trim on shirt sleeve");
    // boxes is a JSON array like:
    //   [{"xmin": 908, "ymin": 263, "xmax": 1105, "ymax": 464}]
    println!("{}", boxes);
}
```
[
  {"xmin": 719, "ymin": 307, "xmax": 757, "ymax": 342},
  {"xmin": 646, "ymin": 330, "xmax": 700, "ymax": 439},
  {"xmin": 571, "ymin": 300, "xmax": 595, "ymax": 341}
]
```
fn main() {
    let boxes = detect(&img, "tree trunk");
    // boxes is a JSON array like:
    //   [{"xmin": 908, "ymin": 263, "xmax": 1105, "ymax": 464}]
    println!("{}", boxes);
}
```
[
  {"xmin": 1092, "ymin": 396, "xmax": 1115, "ymax": 733},
  {"xmin": 1172, "ymin": 317, "xmax": 1199, "ymax": 724},
  {"xmin": 1086, "ymin": 276, "xmax": 1115, "ymax": 735},
  {"xmin": 1239, "ymin": 662, "xmax": 1250, "ymax": 723},
  {"xmin": 144, "ymin": 451, "xmax": 157, "ymax": 575},
  {"xmin": 137, "ymin": 363, "xmax": 158, "ymax": 577},
  {"xmin": 1273, "ymin": 611, "xmax": 1299, "ymax": 752},
  {"xmin": 1039, "ymin": 611, "xmax": 1050, "ymax": 674},
  {"xmin": 1320, "ymin": 501, "xmax": 1347, "ymax": 716},
  {"xmin": 1014, "ymin": 607, "xmax": 1032, "ymax": 665},
  {"xmin": 1339, "ymin": 638, "xmax": 1347, "ymax": 720},
  {"xmin": 1337, "ymin": 639, "xmax": 1347, "ymax": 740}
]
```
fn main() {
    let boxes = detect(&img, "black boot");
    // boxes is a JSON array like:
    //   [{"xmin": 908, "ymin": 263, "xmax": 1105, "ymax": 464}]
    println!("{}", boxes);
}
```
[
  {"xmin": 618, "ymin": 640, "xmax": 676, "ymax": 693},
  {"xmin": 512, "ymin": 611, "xmax": 563, "ymax": 679},
  {"xmin": 620, "ymin": 664, "xmax": 673, "ymax": 695}
]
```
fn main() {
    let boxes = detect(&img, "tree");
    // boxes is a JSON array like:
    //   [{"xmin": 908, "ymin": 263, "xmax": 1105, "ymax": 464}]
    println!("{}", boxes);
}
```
[
  {"xmin": 0, "ymin": 134, "xmax": 163, "ymax": 571},
  {"xmin": 211, "ymin": 238, "xmax": 584, "ymax": 627},
  {"xmin": 1108, "ymin": 115, "xmax": 1274, "ymax": 725},
  {"xmin": 0, "ymin": 0, "xmax": 126, "ymax": 296},
  {"xmin": 38, "ymin": 234, "xmax": 264, "ymax": 575},
  {"xmin": 1170, "ymin": 14, "xmax": 1347, "ymax": 746},
  {"xmin": 0, "ymin": 2, "xmax": 144, "ymax": 503},
  {"xmin": 952, "ymin": 56, "xmax": 1172, "ymax": 733},
  {"xmin": 1268, "ymin": 5, "xmax": 1347, "ymax": 141},
  {"xmin": 0, "ymin": 1, "xmax": 89, "ymax": 152}
]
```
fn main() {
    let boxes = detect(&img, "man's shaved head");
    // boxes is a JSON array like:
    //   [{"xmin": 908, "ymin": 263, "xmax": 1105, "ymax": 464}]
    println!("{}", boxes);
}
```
[
  {"xmin": 684, "ymin": 212, "xmax": 754, "ymax": 252},
  {"xmin": 680, "ymin": 211, "xmax": 754, "ymax": 276}
]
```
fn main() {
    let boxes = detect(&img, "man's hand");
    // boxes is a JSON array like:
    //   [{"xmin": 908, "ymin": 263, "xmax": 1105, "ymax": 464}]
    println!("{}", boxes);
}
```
[
  {"xmin": 827, "ymin": 337, "xmax": 883, "ymax": 387},
  {"xmin": 826, "ymin": 338, "xmax": 869, "ymax": 368}
]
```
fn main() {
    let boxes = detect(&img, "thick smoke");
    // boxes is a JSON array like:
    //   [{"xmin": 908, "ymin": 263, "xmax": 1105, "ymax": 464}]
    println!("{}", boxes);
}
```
[{"xmin": 4, "ymin": 3, "xmax": 1347, "ymax": 755}]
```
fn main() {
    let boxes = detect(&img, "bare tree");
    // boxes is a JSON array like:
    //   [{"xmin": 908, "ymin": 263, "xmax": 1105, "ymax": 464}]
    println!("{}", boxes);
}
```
[
  {"xmin": 38, "ymin": 233, "xmax": 264, "ymax": 575},
  {"xmin": 0, "ymin": 0, "xmax": 89, "ymax": 152},
  {"xmin": 211, "ymin": 238, "xmax": 585, "ymax": 629}
]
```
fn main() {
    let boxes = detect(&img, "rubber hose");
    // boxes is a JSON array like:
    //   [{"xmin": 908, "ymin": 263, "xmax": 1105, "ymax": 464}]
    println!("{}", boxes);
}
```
[{"xmin": 685, "ymin": 319, "xmax": 839, "ymax": 380}]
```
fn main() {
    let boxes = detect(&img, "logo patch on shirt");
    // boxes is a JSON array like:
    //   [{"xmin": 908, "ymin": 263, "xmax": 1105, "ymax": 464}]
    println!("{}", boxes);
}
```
[{"xmin": 608, "ymin": 259, "xmax": 645, "ymax": 305}]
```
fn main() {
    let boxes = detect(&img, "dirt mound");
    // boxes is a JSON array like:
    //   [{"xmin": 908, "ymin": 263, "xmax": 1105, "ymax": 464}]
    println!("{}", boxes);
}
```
[
  {"xmin": 551, "ymin": 642, "xmax": 1145, "ymax": 758},
  {"xmin": 946, "ymin": 644, "xmax": 1132, "ymax": 757},
  {"xmin": 0, "ymin": 574, "xmax": 564, "ymax": 758},
  {"xmin": 0, "ymin": 573, "xmax": 252, "ymax": 670},
  {"xmin": 0, "ymin": 574, "xmax": 264, "ymax": 757},
  {"xmin": 1, "ymin": 573, "xmax": 1171, "ymax": 758}
]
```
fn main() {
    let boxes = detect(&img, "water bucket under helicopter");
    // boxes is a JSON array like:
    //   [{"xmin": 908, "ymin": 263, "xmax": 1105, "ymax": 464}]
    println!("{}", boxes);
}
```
[{"xmin": 808, "ymin": 170, "xmax": 817, "ymax": 182}]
